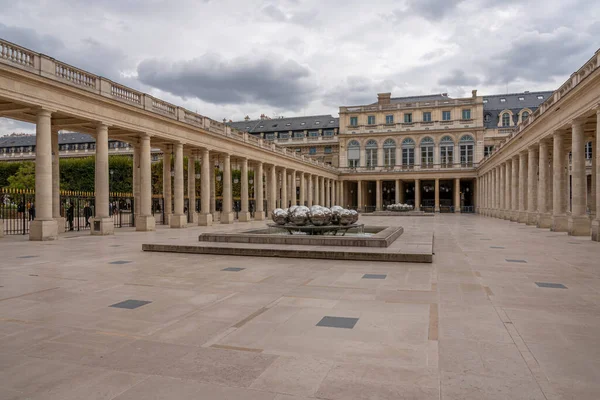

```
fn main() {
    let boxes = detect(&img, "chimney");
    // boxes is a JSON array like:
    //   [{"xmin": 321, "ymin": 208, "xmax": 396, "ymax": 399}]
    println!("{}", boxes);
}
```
[
  {"xmin": 472, "ymin": 89, "xmax": 477, "ymax": 98},
  {"xmin": 377, "ymin": 93, "xmax": 391, "ymax": 105}
]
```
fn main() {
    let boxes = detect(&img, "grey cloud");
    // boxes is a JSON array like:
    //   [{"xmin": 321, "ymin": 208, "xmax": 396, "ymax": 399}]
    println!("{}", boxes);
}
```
[
  {"xmin": 482, "ymin": 28, "xmax": 592, "ymax": 85},
  {"xmin": 438, "ymin": 69, "xmax": 480, "ymax": 86},
  {"xmin": 262, "ymin": 4, "xmax": 288, "ymax": 20},
  {"xmin": 323, "ymin": 76, "xmax": 402, "ymax": 107},
  {"xmin": 405, "ymin": 0, "xmax": 462, "ymax": 20},
  {"xmin": 0, "ymin": 23, "xmax": 130, "ymax": 81},
  {"xmin": 137, "ymin": 53, "xmax": 318, "ymax": 108}
]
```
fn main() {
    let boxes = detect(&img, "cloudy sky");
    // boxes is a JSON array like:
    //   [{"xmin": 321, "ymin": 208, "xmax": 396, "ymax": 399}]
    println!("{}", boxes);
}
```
[{"xmin": 1, "ymin": 0, "xmax": 599, "ymax": 135}]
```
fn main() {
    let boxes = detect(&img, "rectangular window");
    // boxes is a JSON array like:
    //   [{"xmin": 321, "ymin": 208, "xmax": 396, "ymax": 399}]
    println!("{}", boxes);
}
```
[
  {"xmin": 423, "ymin": 112, "xmax": 431, "ymax": 122},
  {"xmin": 309, "ymin": 131, "xmax": 319, "ymax": 137},
  {"xmin": 350, "ymin": 116, "xmax": 358, "ymax": 126},
  {"xmin": 294, "ymin": 132, "xmax": 305, "ymax": 139},
  {"xmin": 309, "ymin": 147, "xmax": 316, "ymax": 155},
  {"xmin": 585, "ymin": 142, "xmax": 592, "ymax": 160},
  {"xmin": 461, "ymin": 109, "xmax": 471, "ymax": 120},
  {"xmin": 442, "ymin": 111, "xmax": 451, "ymax": 121},
  {"xmin": 265, "ymin": 133, "xmax": 274, "ymax": 140},
  {"xmin": 324, "ymin": 146, "xmax": 332, "ymax": 154},
  {"xmin": 385, "ymin": 115, "xmax": 394, "ymax": 124},
  {"xmin": 295, "ymin": 148, "xmax": 301, "ymax": 152},
  {"xmin": 404, "ymin": 113, "xmax": 412, "ymax": 123},
  {"xmin": 367, "ymin": 115, "xmax": 375, "ymax": 125},
  {"xmin": 279, "ymin": 132, "xmax": 289, "ymax": 139},
  {"xmin": 484, "ymin": 145, "xmax": 494, "ymax": 157},
  {"xmin": 323, "ymin": 130, "xmax": 334, "ymax": 136},
  {"xmin": 421, "ymin": 147, "xmax": 433, "ymax": 168}
]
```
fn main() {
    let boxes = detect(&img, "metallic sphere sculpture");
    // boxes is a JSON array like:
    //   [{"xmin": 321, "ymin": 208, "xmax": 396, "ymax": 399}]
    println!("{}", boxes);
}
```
[
  {"xmin": 271, "ymin": 208, "xmax": 288, "ymax": 225},
  {"xmin": 289, "ymin": 206, "xmax": 310, "ymax": 226},
  {"xmin": 349, "ymin": 209, "xmax": 359, "ymax": 224},
  {"xmin": 308, "ymin": 206, "xmax": 329, "ymax": 226}
]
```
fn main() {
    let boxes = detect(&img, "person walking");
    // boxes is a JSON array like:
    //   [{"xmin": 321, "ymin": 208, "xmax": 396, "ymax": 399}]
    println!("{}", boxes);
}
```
[
  {"xmin": 67, "ymin": 203, "xmax": 74, "ymax": 231},
  {"xmin": 83, "ymin": 203, "xmax": 92, "ymax": 228},
  {"xmin": 28, "ymin": 203, "xmax": 35, "ymax": 221}
]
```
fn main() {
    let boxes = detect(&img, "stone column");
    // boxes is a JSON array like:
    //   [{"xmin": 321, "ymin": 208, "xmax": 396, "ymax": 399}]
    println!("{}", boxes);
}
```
[
  {"xmin": 210, "ymin": 157, "xmax": 216, "ymax": 216},
  {"xmin": 537, "ymin": 140, "xmax": 551, "ymax": 228},
  {"xmin": 434, "ymin": 178, "xmax": 440, "ymax": 213},
  {"xmin": 314, "ymin": 176, "xmax": 320, "ymax": 205},
  {"xmin": 498, "ymin": 165, "xmax": 504, "ymax": 217},
  {"xmin": 376, "ymin": 179, "xmax": 382, "ymax": 211},
  {"xmin": 136, "ymin": 134, "xmax": 155, "ymax": 231},
  {"xmin": 395, "ymin": 179, "xmax": 400, "ymax": 204},
  {"xmin": 30, "ymin": 110, "xmax": 58, "ymax": 240},
  {"xmin": 198, "ymin": 148, "xmax": 213, "ymax": 226},
  {"xmin": 221, "ymin": 153, "xmax": 234, "ymax": 224},
  {"xmin": 552, "ymin": 131, "xmax": 568, "ymax": 231},
  {"xmin": 340, "ymin": 180, "xmax": 345, "ymax": 207},
  {"xmin": 399, "ymin": 181, "xmax": 404, "ymax": 204},
  {"xmin": 357, "ymin": 180, "xmax": 362, "ymax": 211},
  {"xmin": 518, "ymin": 151, "xmax": 528, "ymax": 223},
  {"xmin": 308, "ymin": 175, "xmax": 314, "ymax": 206},
  {"xmin": 299, "ymin": 172, "xmax": 306, "ymax": 206},
  {"xmin": 326, "ymin": 179, "xmax": 331, "ymax": 207},
  {"xmin": 90, "ymin": 123, "xmax": 114, "ymax": 235},
  {"xmin": 415, "ymin": 179, "xmax": 421, "ymax": 211},
  {"xmin": 591, "ymin": 137, "xmax": 596, "ymax": 219},
  {"xmin": 163, "ymin": 146, "xmax": 172, "ymax": 225},
  {"xmin": 321, "ymin": 177, "xmax": 325, "ymax": 206},
  {"xmin": 569, "ymin": 120, "xmax": 591, "ymax": 235},
  {"xmin": 511, "ymin": 155, "xmax": 519, "ymax": 221},
  {"xmin": 492, "ymin": 169, "xmax": 497, "ymax": 217},
  {"xmin": 526, "ymin": 146, "xmax": 538, "ymax": 225},
  {"xmin": 51, "ymin": 129, "xmax": 65, "ymax": 233},
  {"xmin": 239, "ymin": 158, "xmax": 251, "ymax": 222},
  {"xmin": 454, "ymin": 178, "xmax": 461, "ymax": 213},
  {"xmin": 504, "ymin": 160, "xmax": 511, "ymax": 220},
  {"xmin": 593, "ymin": 110, "xmax": 600, "ymax": 241},
  {"xmin": 255, "ymin": 162, "xmax": 265, "ymax": 220},
  {"xmin": 291, "ymin": 170, "xmax": 297, "ymax": 206},
  {"xmin": 281, "ymin": 168, "xmax": 288, "ymax": 209},
  {"xmin": 170, "ymin": 142, "xmax": 187, "ymax": 228},
  {"xmin": 187, "ymin": 152, "xmax": 198, "ymax": 224},
  {"xmin": 133, "ymin": 142, "xmax": 141, "ymax": 222}
]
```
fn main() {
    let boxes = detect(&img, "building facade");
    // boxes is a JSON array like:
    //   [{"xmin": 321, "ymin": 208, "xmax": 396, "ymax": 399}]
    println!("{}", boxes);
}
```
[{"xmin": 228, "ymin": 115, "xmax": 340, "ymax": 166}]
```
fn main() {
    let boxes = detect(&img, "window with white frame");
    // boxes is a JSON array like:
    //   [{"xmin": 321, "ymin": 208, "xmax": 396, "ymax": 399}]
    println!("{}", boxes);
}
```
[
  {"xmin": 365, "ymin": 139, "xmax": 378, "ymax": 168},
  {"xmin": 383, "ymin": 139, "xmax": 396, "ymax": 167},
  {"xmin": 347, "ymin": 140, "xmax": 360, "ymax": 168},
  {"xmin": 459, "ymin": 135, "xmax": 474, "ymax": 167},
  {"xmin": 440, "ymin": 136, "xmax": 454, "ymax": 167},
  {"xmin": 402, "ymin": 138, "xmax": 415, "ymax": 167},
  {"xmin": 420, "ymin": 137, "xmax": 434, "ymax": 168},
  {"xmin": 502, "ymin": 113, "xmax": 510, "ymax": 127}
]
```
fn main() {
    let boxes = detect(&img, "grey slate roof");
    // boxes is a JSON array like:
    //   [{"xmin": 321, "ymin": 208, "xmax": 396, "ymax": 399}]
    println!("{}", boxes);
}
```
[
  {"xmin": 228, "ymin": 115, "xmax": 338, "ymax": 134},
  {"xmin": 482, "ymin": 90, "xmax": 554, "ymax": 129},
  {"xmin": 389, "ymin": 94, "xmax": 451, "ymax": 104},
  {"xmin": 0, "ymin": 132, "xmax": 97, "ymax": 148}
]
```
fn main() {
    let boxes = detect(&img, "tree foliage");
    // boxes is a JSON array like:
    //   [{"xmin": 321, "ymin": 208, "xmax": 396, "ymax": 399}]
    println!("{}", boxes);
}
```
[{"xmin": 6, "ymin": 162, "xmax": 35, "ymax": 190}]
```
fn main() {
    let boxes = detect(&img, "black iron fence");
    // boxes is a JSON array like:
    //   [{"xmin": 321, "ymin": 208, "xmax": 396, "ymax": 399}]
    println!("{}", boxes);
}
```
[{"xmin": 1, "ymin": 188, "xmax": 134, "ymax": 235}]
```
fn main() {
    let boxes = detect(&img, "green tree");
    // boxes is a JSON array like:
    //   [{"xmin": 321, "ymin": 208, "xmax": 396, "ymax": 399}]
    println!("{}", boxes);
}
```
[
  {"xmin": 0, "ymin": 162, "xmax": 21, "ymax": 187},
  {"xmin": 7, "ymin": 161, "xmax": 35, "ymax": 190}
]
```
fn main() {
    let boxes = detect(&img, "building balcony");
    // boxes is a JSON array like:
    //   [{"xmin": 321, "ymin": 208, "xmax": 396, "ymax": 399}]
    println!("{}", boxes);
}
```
[
  {"xmin": 338, "ymin": 162, "xmax": 478, "ymax": 173},
  {"xmin": 341, "ymin": 120, "xmax": 480, "ymax": 134}
]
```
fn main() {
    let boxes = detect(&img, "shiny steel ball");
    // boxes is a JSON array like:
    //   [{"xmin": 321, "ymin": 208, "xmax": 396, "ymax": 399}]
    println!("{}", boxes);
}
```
[
  {"xmin": 338, "ymin": 209, "xmax": 354, "ymax": 225},
  {"xmin": 349, "ymin": 209, "xmax": 359, "ymax": 223},
  {"xmin": 289, "ymin": 206, "xmax": 310, "ymax": 226},
  {"xmin": 271, "ymin": 208, "xmax": 288, "ymax": 225}
]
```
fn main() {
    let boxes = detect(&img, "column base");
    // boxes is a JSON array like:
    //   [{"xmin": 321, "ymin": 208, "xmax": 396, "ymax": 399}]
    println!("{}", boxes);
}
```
[
  {"xmin": 551, "ymin": 215, "xmax": 568, "ymax": 232},
  {"xmin": 239, "ymin": 211, "xmax": 252, "ymax": 222},
  {"xmin": 591, "ymin": 219, "xmax": 600, "ymax": 242},
  {"xmin": 164, "ymin": 213, "xmax": 172, "ymax": 226},
  {"xmin": 568, "ymin": 215, "xmax": 591, "ymax": 236},
  {"xmin": 509, "ymin": 211, "xmax": 518, "ymax": 221},
  {"xmin": 189, "ymin": 212, "xmax": 198, "ymax": 224},
  {"xmin": 434, "ymin": 207, "xmax": 440, "ymax": 213},
  {"xmin": 54, "ymin": 217, "xmax": 66, "ymax": 233},
  {"xmin": 455, "ymin": 208, "xmax": 461, "ymax": 214},
  {"xmin": 254, "ymin": 211, "xmax": 266, "ymax": 221},
  {"xmin": 526, "ymin": 212, "xmax": 538, "ymax": 225},
  {"xmin": 136, "ymin": 215, "xmax": 156, "ymax": 231},
  {"xmin": 517, "ymin": 211, "xmax": 528, "ymax": 223},
  {"xmin": 221, "ymin": 212, "xmax": 234, "ymax": 224},
  {"xmin": 90, "ymin": 217, "xmax": 114, "ymax": 235},
  {"xmin": 536, "ymin": 213, "xmax": 552, "ymax": 229},
  {"xmin": 0, "ymin": 222, "xmax": 4, "ymax": 237},
  {"xmin": 170, "ymin": 214, "xmax": 187, "ymax": 228},
  {"xmin": 29, "ymin": 219, "xmax": 58, "ymax": 241},
  {"xmin": 198, "ymin": 213, "xmax": 213, "ymax": 226}
]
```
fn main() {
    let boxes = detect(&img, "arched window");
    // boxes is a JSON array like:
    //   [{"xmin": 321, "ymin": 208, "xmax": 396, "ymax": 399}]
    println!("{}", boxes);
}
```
[
  {"xmin": 420, "ymin": 137, "xmax": 434, "ymax": 168},
  {"xmin": 383, "ymin": 139, "xmax": 396, "ymax": 167},
  {"xmin": 347, "ymin": 140, "xmax": 360, "ymax": 168},
  {"xmin": 440, "ymin": 136, "xmax": 454, "ymax": 168},
  {"xmin": 402, "ymin": 138, "xmax": 415, "ymax": 168},
  {"xmin": 502, "ymin": 113, "xmax": 510, "ymax": 127},
  {"xmin": 521, "ymin": 111, "xmax": 529, "ymax": 122},
  {"xmin": 365, "ymin": 139, "xmax": 378, "ymax": 168},
  {"xmin": 459, "ymin": 135, "xmax": 474, "ymax": 167}
]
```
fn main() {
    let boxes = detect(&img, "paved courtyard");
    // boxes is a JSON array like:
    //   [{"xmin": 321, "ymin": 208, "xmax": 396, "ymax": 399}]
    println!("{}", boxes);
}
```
[{"xmin": 0, "ymin": 214, "xmax": 599, "ymax": 400}]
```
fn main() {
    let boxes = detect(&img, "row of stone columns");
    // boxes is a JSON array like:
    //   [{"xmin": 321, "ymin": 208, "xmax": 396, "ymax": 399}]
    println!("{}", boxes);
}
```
[
  {"xmin": 352, "ymin": 178, "xmax": 466, "ymax": 212},
  {"xmin": 478, "ymin": 113, "xmax": 599, "ymax": 241}
]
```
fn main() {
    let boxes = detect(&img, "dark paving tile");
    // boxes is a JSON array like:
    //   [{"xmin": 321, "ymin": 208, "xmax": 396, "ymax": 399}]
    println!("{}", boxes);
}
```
[
  {"xmin": 222, "ymin": 267, "xmax": 245, "ymax": 272},
  {"xmin": 109, "ymin": 260, "xmax": 132, "ymax": 265},
  {"xmin": 505, "ymin": 259, "xmax": 527, "ymax": 263},
  {"xmin": 316, "ymin": 316, "xmax": 359, "ymax": 329},
  {"xmin": 109, "ymin": 245, "xmax": 123, "ymax": 248},
  {"xmin": 18, "ymin": 255, "xmax": 38, "ymax": 259},
  {"xmin": 535, "ymin": 282, "xmax": 567, "ymax": 289},
  {"xmin": 110, "ymin": 300, "xmax": 152, "ymax": 309},
  {"xmin": 490, "ymin": 246, "xmax": 505, "ymax": 249},
  {"xmin": 362, "ymin": 274, "xmax": 387, "ymax": 279}
]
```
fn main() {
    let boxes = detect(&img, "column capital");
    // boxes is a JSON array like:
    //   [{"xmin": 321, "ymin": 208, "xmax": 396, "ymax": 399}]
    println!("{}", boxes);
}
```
[
  {"xmin": 95, "ymin": 122, "xmax": 111, "ymax": 129},
  {"xmin": 570, "ymin": 117, "xmax": 587, "ymax": 128},
  {"xmin": 36, "ymin": 107, "xmax": 55, "ymax": 117}
]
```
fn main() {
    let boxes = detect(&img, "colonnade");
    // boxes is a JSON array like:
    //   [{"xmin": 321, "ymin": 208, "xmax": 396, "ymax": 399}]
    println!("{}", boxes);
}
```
[
  {"xmin": 478, "ymin": 112, "xmax": 599, "ymax": 241},
  {"xmin": 28, "ymin": 109, "xmax": 342, "ymax": 240}
]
